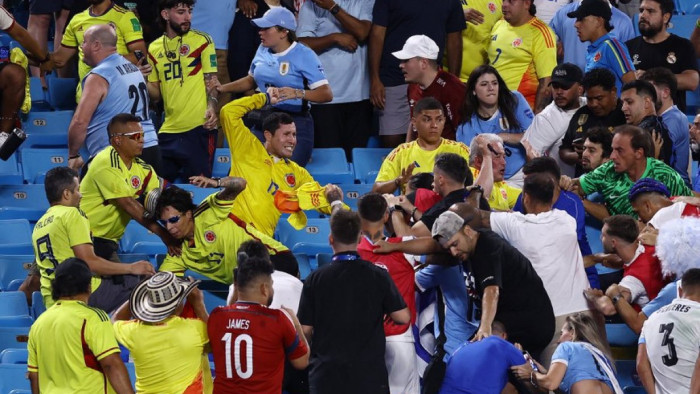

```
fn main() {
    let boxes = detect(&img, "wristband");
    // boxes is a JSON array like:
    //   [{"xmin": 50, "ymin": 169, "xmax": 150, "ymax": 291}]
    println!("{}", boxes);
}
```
[
  {"xmin": 212, "ymin": 177, "xmax": 221, "ymax": 188},
  {"xmin": 411, "ymin": 207, "xmax": 418, "ymax": 220},
  {"xmin": 330, "ymin": 200, "xmax": 343, "ymax": 208},
  {"xmin": 330, "ymin": 3, "xmax": 341, "ymax": 15},
  {"xmin": 69, "ymin": 154, "xmax": 80, "ymax": 160}
]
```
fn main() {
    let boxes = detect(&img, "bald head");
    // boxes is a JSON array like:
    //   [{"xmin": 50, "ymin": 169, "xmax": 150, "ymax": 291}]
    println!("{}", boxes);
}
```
[{"xmin": 85, "ymin": 24, "xmax": 118, "ymax": 48}]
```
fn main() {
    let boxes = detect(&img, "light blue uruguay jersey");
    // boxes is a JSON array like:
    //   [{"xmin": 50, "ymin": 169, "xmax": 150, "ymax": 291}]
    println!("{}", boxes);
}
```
[
  {"xmin": 84, "ymin": 53, "xmax": 157, "ymax": 157},
  {"xmin": 249, "ymin": 41, "xmax": 329, "ymax": 113}
]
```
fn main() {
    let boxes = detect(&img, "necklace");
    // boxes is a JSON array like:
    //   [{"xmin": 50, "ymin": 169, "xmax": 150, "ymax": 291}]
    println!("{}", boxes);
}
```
[{"xmin": 162, "ymin": 35, "xmax": 185, "ymax": 87}]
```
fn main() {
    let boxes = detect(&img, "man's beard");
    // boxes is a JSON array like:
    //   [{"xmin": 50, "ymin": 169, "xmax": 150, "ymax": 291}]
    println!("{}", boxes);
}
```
[
  {"xmin": 169, "ymin": 20, "xmax": 190, "ymax": 36},
  {"xmin": 639, "ymin": 21, "xmax": 662, "ymax": 38}
]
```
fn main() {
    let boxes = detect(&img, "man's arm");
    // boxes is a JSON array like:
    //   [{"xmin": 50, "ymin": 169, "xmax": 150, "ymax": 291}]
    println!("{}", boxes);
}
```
[
  {"xmin": 368, "ymin": 24, "xmax": 387, "ymax": 109},
  {"xmin": 29, "ymin": 371, "xmax": 39, "ymax": 394},
  {"xmin": 281, "ymin": 306, "xmax": 310, "ymax": 370},
  {"xmin": 389, "ymin": 307, "xmax": 411, "ymax": 324},
  {"xmin": 187, "ymin": 287, "xmax": 209, "ymax": 323},
  {"xmin": 298, "ymin": 0, "xmax": 371, "ymax": 52},
  {"xmin": 51, "ymin": 45, "xmax": 78, "ymax": 69},
  {"xmin": 373, "ymin": 236, "xmax": 442, "ymax": 255},
  {"xmin": 535, "ymin": 77, "xmax": 552, "ymax": 113},
  {"xmin": 692, "ymin": 21, "xmax": 700, "ymax": 58},
  {"xmin": 146, "ymin": 81, "xmax": 161, "ymax": 103},
  {"xmin": 582, "ymin": 199, "xmax": 611, "ymax": 222},
  {"xmin": 68, "ymin": 74, "xmax": 108, "ymax": 168},
  {"xmin": 445, "ymin": 31, "xmax": 462, "ymax": 77},
  {"xmin": 605, "ymin": 283, "xmax": 647, "ymax": 334},
  {"xmin": 6, "ymin": 22, "xmax": 48, "ymax": 62},
  {"xmin": 473, "ymin": 285, "xmax": 498, "ymax": 341},
  {"xmin": 621, "ymin": 71, "xmax": 636, "ymax": 85},
  {"xmin": 123, "ymin": 40, "xmax": 148, "ymax": 65},
  {"xmin": 203, "ymin": 73, "xmax": 219, "ymax": 130},
  {"xmin": 676, "ymin": 69, "xmax": 700, "ymax": 92},
  {"xmin": 73, "ymin": 244, "xmax": 154, "ymax": 277},
  {"xmin": 111, "ymin": 197, "xmax": 181, "ymax": 255},
  {"xmin": 99, "ymin": 353, "xmax": 134, "ymax": 394},
  {"xmin": 637, "ymin": 343, "xmax": 657, "ymax": 394}
]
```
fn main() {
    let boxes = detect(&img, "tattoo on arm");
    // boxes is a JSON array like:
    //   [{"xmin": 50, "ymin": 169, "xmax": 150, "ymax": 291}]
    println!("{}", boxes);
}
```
[{"xmin": 204, "ymin": 73, "xmax": 219, "ymax": 102}]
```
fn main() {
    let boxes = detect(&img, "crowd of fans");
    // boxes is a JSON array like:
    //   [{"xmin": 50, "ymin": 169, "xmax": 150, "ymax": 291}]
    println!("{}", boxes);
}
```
[{"xmin": 0, "ymin": 0, "xmax": 699, "ymax": 392}]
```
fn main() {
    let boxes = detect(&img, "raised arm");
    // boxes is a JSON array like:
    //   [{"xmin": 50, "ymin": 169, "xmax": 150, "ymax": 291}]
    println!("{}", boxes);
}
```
[{"xmin": 111, "ymin": 197, "xmax": 181, "ymax": 256}]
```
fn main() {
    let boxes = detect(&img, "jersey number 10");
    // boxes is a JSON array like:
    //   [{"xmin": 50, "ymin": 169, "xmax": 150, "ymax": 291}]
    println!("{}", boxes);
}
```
[{"xmin": 221, "ymin": 333, "xmax": 253, "ymax": 379}]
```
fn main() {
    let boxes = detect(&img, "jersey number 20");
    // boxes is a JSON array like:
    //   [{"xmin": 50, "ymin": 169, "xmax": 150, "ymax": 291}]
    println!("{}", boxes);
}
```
[{"xmin": 221, "ymin": 333, "xmax": 253, "ymax": 379}]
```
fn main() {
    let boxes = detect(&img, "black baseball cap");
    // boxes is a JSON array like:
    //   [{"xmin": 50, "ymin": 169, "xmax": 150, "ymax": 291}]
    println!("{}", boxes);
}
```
[
  {"xmin": 550, "ymin": 63, "xmax": 583, "ymax": 88},
  {"xmin": 567, "ymin": 0, "xmax": 612, "ymax": 21}
]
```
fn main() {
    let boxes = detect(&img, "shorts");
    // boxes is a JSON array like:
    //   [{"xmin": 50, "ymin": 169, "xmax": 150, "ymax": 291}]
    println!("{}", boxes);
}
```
[
  {"xmin": 93, "ymin": 237, "xmax": 120, "ymax": 262},
  {"xmin": 29, "ymin": 0, "xmax": 74, "ymax": 14},
  {"xmin": 377, "ymin": 84, "xmax": 410, "ymax": 136},
  {"xmin": 89, "ymin": 274, "xmax": 143, "ymax": 314},
  {"xmin": 159, "ymin": 126, "xmax": 217, "ymax": 182},
  {"xmin": 385, "ymin": 335, "xmax": 419, "ymax": 394}
]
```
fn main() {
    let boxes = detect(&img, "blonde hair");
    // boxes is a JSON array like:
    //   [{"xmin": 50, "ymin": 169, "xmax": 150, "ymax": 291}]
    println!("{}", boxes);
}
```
[{"xmin": 566, "ymin": 313, "xmax": 615, "ymax": 370}]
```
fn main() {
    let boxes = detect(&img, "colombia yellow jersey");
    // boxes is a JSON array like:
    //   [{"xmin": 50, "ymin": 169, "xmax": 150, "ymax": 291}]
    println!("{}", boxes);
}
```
[
  {"xmin": 460, "ymin": 0, "xmax": 503, "ymax": 81},
  {"xmin": 487, "ymin": 17, "xmax": 556, "ymax": 108},
  {"xmin": 61, "ymin": 3, "xmax": 143, "ymax": 100},
  {"xmin": 470, "ymin": 167, "xmax": 521, "ymax": 211},
  {"xmin": 148, "ymin": 30, "xmax": 217, "ymax": 133},
  {"xmin": 375, "ymin": 139, "xmax": 470, "ymax": 186},
  {"xmin": 160, "ymin": 193, "xmax": 289, "ymax": 284},
  {"xmin": 80, "ymin": 146, "xmax": 159, "ymax": 242},
  {"xmin": 28, "ymin": 300, "xmax": 120, "ymax": 393},
  {"xmin": 220, "ymin": 93, "xmax": 314, "ymax": 237},
  {"xmin": 32, "ymin": 205, "xmax": 102, "ymax": 307}
]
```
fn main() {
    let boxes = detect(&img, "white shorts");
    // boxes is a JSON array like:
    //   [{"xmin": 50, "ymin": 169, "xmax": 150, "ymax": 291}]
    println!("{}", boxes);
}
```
[{"xmin": 385, "ymin": 336, "xmax": 419, "ymax": 394}]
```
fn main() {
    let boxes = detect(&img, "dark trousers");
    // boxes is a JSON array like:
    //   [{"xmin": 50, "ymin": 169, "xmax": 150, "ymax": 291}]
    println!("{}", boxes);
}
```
[{"xmin": 311, "ymin": 100, "xmax": 373, "ymax": 159}]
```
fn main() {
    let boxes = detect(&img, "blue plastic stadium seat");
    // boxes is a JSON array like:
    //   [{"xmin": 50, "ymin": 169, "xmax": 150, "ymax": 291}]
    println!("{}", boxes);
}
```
[
  {"xmin": 0, "ymin": 348, "xmax": 28, "ymax": 364},
  {"xmin": 0, "ymin": 315, "xmax": 33, "ymax": 327},
  {"xmin": 174, "ymin": 183, "xmax": 213, "ymax": 206},
  {"xmin": 119, "ymin": 221, "xmax": 166, "ymax": 255},
  {"xmin": 22, "ymin": 110, "xmax": 73, "ymax": 149},
  {"xmin": 46, "ymin": 78, "xmax": 78, "ymax": 111},
  {"xmin": 0, "ymin": 185, "xmax": 50, "ymax": 223},
  {"xmin": 0, "ymin": 255, "xmax": 33, "ymax": 291},
  {"xmin": 126, "ymin": 362, "xmax": 137, "ymax": 389},
  {"xmin": 30, "ymin": 291, "xmax": 45, "ymax": 319},
  {"xmin": 0, "ymin": 326, "xmax": 30, "ymax": 353},
  {"xmin": 0, "ymin": 292, "xmax": 30, "ymax": 318},
  {"xmin": 667, "ymin": 14, "xmax": 696, "ymax": 37},
  {"xmin": 211, "ymin": 148, "xmax": 231, "ymax": 178},
  {"xmin": 276, "ymin": 218, "xmax": 331, "ymax": 249},
  {"xmin": 606, "ymin": 323, "xmax": 639, "ymax": 347},
  {"xmin": 20, "ymin": 148, "xmax": 69, "ymax": 183},
  {"xmin": 692, "ymin": 3, "xmax": 700, "ymax": 14},
  {"xmin": 294, "ymin": 253, "xmax": 312, "ymax": 280},
  {"xmin": 0, "ymin": 364, "xmax": 31, "ymax": 393},
  {"xmin": 305, "ymin": 148, "xmax": 354, "ymax": 184},
  {"xmin": 6, "ymin": 279, "xmax": 23, "ymax": 291},
  {"xmin": 352, "ymin": 148, "xmax": 392, "ymax": 184},
  {"xmin": 335, "ymin": 183, "xmax": 373, "ymax": 211},
  {"xmin": 290, "ymin": 242, "xmax": 333, "ymax": 257},
  {"xmin": 615, "ymin": 359, "xmax": 640, "ymax": 389},
  {"xmin": 28, "ymin": 77, "xmax": 51, "ymax": 112},
  {"xmin": 0, "ymin": 154, "xmax": 24, "ymax": 185},
  {"xmin": 316, "ymin": 253, "xmax": 332, "ymax": 268},
  {"xmin": 0, "ymin": 220, "xmax": 33, "ymax": 255}
]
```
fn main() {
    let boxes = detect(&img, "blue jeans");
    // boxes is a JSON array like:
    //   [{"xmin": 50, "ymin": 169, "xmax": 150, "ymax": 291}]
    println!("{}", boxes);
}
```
[{"xmin": 252, "ymin": 112, "xmax": 314, "ymax": 167}]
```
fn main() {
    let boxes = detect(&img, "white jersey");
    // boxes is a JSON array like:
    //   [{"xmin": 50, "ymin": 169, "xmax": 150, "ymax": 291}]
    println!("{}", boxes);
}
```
[
  {"xmin": 640, "ymin": 297, "xmax": 700, "ymax": 394},
  {"xmin": 0, "ymin": 6, "xmax": 15, "ymax": 31}
]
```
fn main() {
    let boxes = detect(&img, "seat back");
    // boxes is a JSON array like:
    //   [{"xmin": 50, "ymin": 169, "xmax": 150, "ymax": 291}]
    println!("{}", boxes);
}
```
[
  {"xmin": 0, "ymin": 348, "xmax": 28, "ymax": 364},
  {"xmin": 20, "ymin": 148, "xmax": 69, "ymax": 183},
  {"xmin": 0, "ymin": 185, "xmax": 49, "ymax": 222},
  {"xmin": 211, "ymin": 148, "xmax": 231, "ymax": 178},
  {"xmin": 0, "ymin": 326, "xmax": 30, "ymax": 354},
  {"xmin": 352, "ymin": 148, "xmax": 392, "ymax": 183},
  {"xmin": 276, "ymin": 218, "xmax": 331, "ymax": 249},
  {"xmin": 0, "ymin": 220, "xmax": 33, "ymax": 255},
  {"xmin": 306, "ymin": 148, "xmax": 354, "ymax": 184},
  {"xmin": 0, "ymin": 292, "xmax": 30, "ymax": 318},
  {"xmin": 335, "ymin": 183, "xmax": 373, "ymax": 211},
  {"xmin": 119, "ymin": 221, "xmax": 165, "ymax": 255},
  {"xmin": 0, "ymin": 364, "xmax": 31, "ymax": 393},
  {"xmin": 46, "ymin": 78, "xmax": 78, "ymax": 111},
  {"xmin": 0, "ymin": 255, "xmax": 33, "ymax": 291},
  {"xmin": 0, "ymin": 154, "xmax": 23, "ymax": 185},
  {"xmin": 22, "ymin": 110, "xmax": 73, "ymax": 149}
]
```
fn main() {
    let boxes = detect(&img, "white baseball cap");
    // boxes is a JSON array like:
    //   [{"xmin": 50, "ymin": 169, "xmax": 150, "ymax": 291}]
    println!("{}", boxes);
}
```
[{"xmin": 392, "ymin": 35, "xmax": 439, "ymax": 60}]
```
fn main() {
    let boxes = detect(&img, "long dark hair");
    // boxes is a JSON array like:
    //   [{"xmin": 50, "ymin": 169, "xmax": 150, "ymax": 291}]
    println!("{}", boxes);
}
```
[{"xmin": 460, "ymin": 65, "xmax": 521, "ymax": 131}]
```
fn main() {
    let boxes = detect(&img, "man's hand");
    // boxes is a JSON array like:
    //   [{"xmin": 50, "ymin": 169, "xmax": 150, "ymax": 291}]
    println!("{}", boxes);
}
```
[
  {"xmin": 464, "ymin": 7, "xmax": 485, "ymax": 24},
  {"xmin": 312, "ymin": 0, "xmax": 336, "ymax": 10},
  {"xmin": 383, "ymin": 193, "xmax": 401, "ymax": 208},
  {"xmin": 396, "ymin": 195, "xmax": 414, "ymax": 212},
  {"xmin": 396, "ymin": 163, "xmax": 416, "ymax": 189},
  {"xmin": 604, "ymin": 283, "xmax": 623, "ymax": 299},
  {"xmin": 137, "ymin": 56, "xmax": 152, "ymax": 77},
  {"xmin": 559, "ymin": 175, "xmax": 577, "ymax": 191},
  {"xmin": 635, "ymin": 69, "xmax": 646, "ymax": 79},
  {"xmin": 471, "ymin": 325, "xmax": 492, "ymax": 342},
  {"xmin": 266, "ymin": 87, "xmax": 282, "ymax": 105},
  {"xmin": 521, "ymin": 139, "xmax": 540, "ymax": 161},
  {"xmin": 324, "ymin": 184, "xmax": 343, "ymax": 203},
  {"xmin": 128, "ymin": 261, "xmax": 155, "ymax": 276},
  {"xmin": 333, "ymin": 33, "xmax": 358, "ymax": 52},
  {"xmin": 591, "ymin": 252, "xmax": 623, "ymax": 268},
  {"xmin": 189, "ymin": 175, "xmax": 217, "ymax": 188},
  {"xmin": 370, "ymin": 78, "xmax": 386, "ymax": 109},
  {"xmin": 39, "ymin": 57, "xmax": 54, "ymax": 74},
  {"xmin": 638, "ymin": 225, "xmax": 659, "ymax": 246},
  {"xmin": 652, "ymin": 130, "xmax": 663, "ymax": 159},
  {"xmin": 68, "ymin": 156, "xmax": 84, "ymax": 171},
  {"xmin": 373, "ymin": 239, "xmax": 398, "ymax": 254},
  {"xmin": 203, "ymin": 107, "xmax": 218, "ymax": 130},
  {"xmin": 238, "ymin": 0, "xmax": 258, "ymax": 18}
]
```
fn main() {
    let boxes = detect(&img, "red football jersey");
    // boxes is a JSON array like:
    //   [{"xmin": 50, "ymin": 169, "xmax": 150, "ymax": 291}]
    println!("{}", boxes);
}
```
[
  {"xmin": 357, "ymin": 236, "xmax": 417, "ymax": 336},
  {"xmin": 208, "ymin": 302, "xmax": 308, "ymax": 394},
  {"xmin": 408, "ymin": 70, "xmax": 466, "ymax": 141},
  {"xmin": 624, "ymin": 245, "xmax": 667, "ymax": 310}
]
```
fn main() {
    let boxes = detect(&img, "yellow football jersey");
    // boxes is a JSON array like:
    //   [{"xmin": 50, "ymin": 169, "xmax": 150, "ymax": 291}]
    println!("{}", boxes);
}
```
[
  {"xmin": 80, "ymin": 146, "xmax": 160, "ymax": 242},
  {"xmin": 460, "ymin": 0, "xmax": 503, "ymax": 81},
  {"xmin": 470, "ymin": 166, "xmax": 521, "ymax": 211},
  {"xmin": 220, "ymin": 93, "xmax": 315, "ymax": 237},
  {"xmin": 159, "ymin": 193, "xmax": 289, "ymax": 284},
  {"xmin": 32, "ymin": 205, "xmax": 102, "ymax": 307},
  {"xmin": 375, "ymin": 139, "xmax": 471, "ymax": 185},
  {"xmin": 487, "ymin": 17, "xmax": 557, "ymax": 108},
  {"xmin": 147, "ymin": 30, "xmax": 217, "ymax": 133},
  {"xmin": 61, "ymin": 3, "xmax": 143, "ymax": 100}
]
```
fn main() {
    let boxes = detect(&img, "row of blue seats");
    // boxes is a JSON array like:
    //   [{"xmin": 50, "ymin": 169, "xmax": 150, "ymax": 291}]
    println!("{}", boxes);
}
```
[{"xmin": 28, "ymin": 77, "xmax": 78, "ymax": 112}]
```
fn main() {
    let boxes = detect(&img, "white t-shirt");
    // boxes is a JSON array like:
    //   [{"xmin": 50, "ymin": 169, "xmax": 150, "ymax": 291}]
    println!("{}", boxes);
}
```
[
  {"xmin": 522, "ymin": 97, "xmax": 586, "ymax": 177},
  {"xmin": 227, "ymin": 270, "xmax": 303, "ymax": 314},
  {"xmin": 490, "ymin": 209, "xmax": 590, "ymax": 316},
  {"xmin": 649, "ymin": 202, "xmax": 689, "ymax": 230},
  {"xmin": 534, "ymin": 0, "xmax": 573, "ymax": 24},
  {"xmin": 0, "ymin": 6, "xmax": 14, "ymax": 31},
  {"xmin": 640, "ymin": 297, "xmax": 700, "ymax": 394}
]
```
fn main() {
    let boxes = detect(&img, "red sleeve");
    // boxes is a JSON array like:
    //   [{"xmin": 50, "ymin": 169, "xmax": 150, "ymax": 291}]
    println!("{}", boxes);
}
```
[{"xmin": 280, "ymin": 309, "xmax": 308, "ymax": 360}]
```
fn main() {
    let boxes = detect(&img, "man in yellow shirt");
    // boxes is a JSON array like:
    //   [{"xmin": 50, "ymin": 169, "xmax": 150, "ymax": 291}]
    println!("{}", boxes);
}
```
[
  {"xmin": 487, "ymin": 0, "xmax": 556, "ymax": 112},
  {"xmin": 80, "ymin": 113, "xmax": 179, "ymax": 261},
  {"xmin": 51, "ymin": 0, "xmax": 147, "ymax": 100},
  {"xmin": 156, "ymin": 177, "xmax": 296, "ymax": 283},
  {"xmin": 31, "ymin": 166, "xmax": 154, "ymax": 311},
  {"xmin": 460, "ymin": 0, "xmax": 503, "ymax": 81},
  {"xmin": 28, "ymin": 258, "xmax": 134, "ymax": 394},
  {"xmin": 146, "ymin": 0, "xmax": 219, "ymax": 182},
  {"xmin": 470, "ymin": 133, "xmax": 521, "ymax": 211},
  {"xmin": 112, "ymin": 271, "xmax": 211, "ymax": 394},
  {"xmin": 219, "ymin": 90, "xmax": 343, "ymax": 237},
  {"xmin": 372, "ymin": 97, "xmax": 471, "ymax": 194}
]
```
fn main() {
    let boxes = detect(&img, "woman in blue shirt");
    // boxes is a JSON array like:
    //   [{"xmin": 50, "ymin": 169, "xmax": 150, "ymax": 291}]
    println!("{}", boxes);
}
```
[
  {"xmin": 512, "ymin": 313, "xmax": 622, "ymax": 394},
  {"xmin": 456, "ymin": 65, "xmax": 533, "ymax": 186},
  {"xmin": 219, "ymin": 7, "xmax": 332, "ymax": 166}
]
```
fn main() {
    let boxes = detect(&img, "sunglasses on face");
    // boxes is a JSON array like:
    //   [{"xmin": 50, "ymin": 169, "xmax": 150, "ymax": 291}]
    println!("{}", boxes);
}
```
[
  {"xmin": 157, "ymin": 215, "xmax": 181, "ymax": 227},
  {"xmin": 110, "ymin": 131, "xmax": 144, "ymax": 141}
]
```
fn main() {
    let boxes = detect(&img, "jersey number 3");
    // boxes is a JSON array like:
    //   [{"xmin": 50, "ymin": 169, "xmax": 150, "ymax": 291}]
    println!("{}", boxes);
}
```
[
  {"xmin": 222, "ymin": 333, "xmax": 253, "ymax": 379},
  {"xmin": 658, "ymin": 322, "xmax": 678, "ymax": 366}
]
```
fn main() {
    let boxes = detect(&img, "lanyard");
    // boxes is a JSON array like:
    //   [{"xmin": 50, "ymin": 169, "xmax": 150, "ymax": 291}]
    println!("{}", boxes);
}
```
[{"xmin": 332, "ymin": 252, "xmax": 360, "ymax": 262}]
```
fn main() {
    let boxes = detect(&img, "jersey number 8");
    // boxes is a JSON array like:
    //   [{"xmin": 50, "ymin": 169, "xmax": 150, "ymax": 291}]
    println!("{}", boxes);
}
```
[{"xmin": 221, "ymin": 333, "xmax": 253, "ymax": 379}]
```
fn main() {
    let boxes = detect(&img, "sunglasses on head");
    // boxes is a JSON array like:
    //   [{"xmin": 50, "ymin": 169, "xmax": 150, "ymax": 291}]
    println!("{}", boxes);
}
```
[
  {"xmin": 110, "ymin": 131, "xmax": 144, "ymax": 141},
  {"xmin": 157, "ymin": 215, "xmax": 181, "ymax": 227}
]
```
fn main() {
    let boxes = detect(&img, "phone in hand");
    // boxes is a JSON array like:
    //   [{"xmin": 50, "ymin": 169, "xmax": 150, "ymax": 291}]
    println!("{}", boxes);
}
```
[{"xmin": 134, "ymin": 49, "xmax": 145, "ymax": 64}]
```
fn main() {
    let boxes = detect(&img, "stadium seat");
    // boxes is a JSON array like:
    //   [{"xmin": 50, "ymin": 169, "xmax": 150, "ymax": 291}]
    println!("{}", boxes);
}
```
[
  {"xmin": 0, "ymin": 348, "xmax": 28, "ymax": 364},
  {"xmin": 0, "ymin": 364, "xmax": 31, "ymax": 393},
  {"xmin": 0, "ymin": 220, "xmax": 33, "ymax": 255},
  {"xmin": 22, "ymin": 110, "xmax": 73, "ymax": 149},
  {"xmin": 0, "ymin": 292, "xmax": 30, "ymax": 318},
  {"xmin": 366, "ymin": 135, "xmax": 381, "ymax": 148},
  {"xmin": 46, "ymin": 78, "xmax": 78, "ymax": 111},
  {"xmin": 20, "ymin": 148, "xmax": 69, "ymax": 183},
  {"xmin": 335, "ymin": 183, "xmax": 373, "ymax": 211},
  {"xmin": 211, "ymin": 148, "xmax": 231, "ymax": 178},
  {"xmin": 28, "ymin": 77, "xmax": 51, "ymax": 111},
  {"xmin": 692, "ymin": 3, "xmax": 700, "ymax": 14},
  {"xmin": 606, "ymin": 323, "xmax": 639, "ymax": 347},
  {"xmin": 294, "ymin": 253, "xmax": 312, "ymax": 280},
  {"xmin": 0, "ymin": 185, "xmax": 49, "ymax": 223},
  {"xmin": 632, "ymin": 13, "xmax": 640, "ymax": 36},
  {"xmin": 0, "ymin": 154, "xmax": 24, "ymax": 185},
  {"xmin": 30, "ymin": 292, "xmax": 45, "ymax": 320},
  {"xmin": 305, "ymin": 148, "xmax": 354, "ymax": 184},
  {"xmin": 0, "ymin": 255, "xmax": 32, "ymax": 291},
  {"xmin": 9, "ymin": 390, "xmax": 31, "ymax": 394},
  {"xmin": 352, "ymin": 148, "xmax": 392, "ymax": 184},
  {"xmin": 174, "ymin": 183, "xmax": 213, "ymax": 206},
  {"xmin": 126, "ymin": 362, "xmax": 137, "ymax": 389},
  {"xmin": 0, "ymin": 326, "xmax": 30, "ymax": 353},
  {"xmin": 667, "ymin": 14, "xmax": 696, "ymax": 37},
  {"xmin": 316, "ymin": 253, "xmax": 332, "ymax": 268},
  {"xmin": 119, "ymin": 222, "xmax": 166, "ymax": 255},
  {"xmin": 276, "ymin": 218, "xmax": 330, "ymax": 249},
  {"xmin": 6, "ymin": 279, "xmax": 23, "ymax": 291},
  {"xmin": 616, "ymin": 360, "xmax": 640, "ymax": 389}
]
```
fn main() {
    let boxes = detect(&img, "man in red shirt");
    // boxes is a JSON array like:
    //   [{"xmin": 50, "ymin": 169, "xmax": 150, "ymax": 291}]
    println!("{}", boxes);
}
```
[
  {"xmin": 208, "ymin": 255, "xmax": 309, "ymax": 393},
  {"xmin": 393, "ymin": 35, "xmax": 466, "ymax": 141},
  {"xmin": 356, "ymin": 192, "xmax": 420, "ymax": 394}
]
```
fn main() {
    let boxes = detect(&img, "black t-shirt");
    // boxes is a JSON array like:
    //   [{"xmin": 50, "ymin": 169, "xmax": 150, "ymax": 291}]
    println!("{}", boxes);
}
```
[
  {"xmin": 420, "ymin": 189, "xmax": 469, "ymax": 231},
  {"xmin": 465, "ymin": 231, "xmax": 554, "ymax": 351},
  {"xmin": 626, "ymin": 34, "xmax": 699, "ymax": 112},
  {"xmin": 638, "ymin": 115, "xmax": 673, "ymax": 165},
  {"xmin": 297, "ymin": 252, "xmax": 406, "ymax": 394}
]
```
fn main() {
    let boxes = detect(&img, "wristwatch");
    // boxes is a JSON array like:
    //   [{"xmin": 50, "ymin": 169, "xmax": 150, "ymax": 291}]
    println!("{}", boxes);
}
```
[
  {"xmin": 611, "ymin": 293, "xmax": 624, "ymax": 305},
  {"xmin": 330, "ymin": 3, "xmax": 341, "ymax": 15}
]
